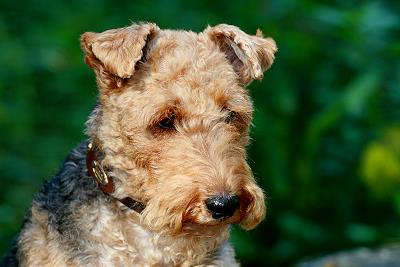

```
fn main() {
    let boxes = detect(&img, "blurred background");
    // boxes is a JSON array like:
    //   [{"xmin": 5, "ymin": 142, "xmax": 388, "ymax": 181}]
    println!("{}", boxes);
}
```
[{"xmin": 1, "ymin": 0, "xmax": 400, "ymax": 266}]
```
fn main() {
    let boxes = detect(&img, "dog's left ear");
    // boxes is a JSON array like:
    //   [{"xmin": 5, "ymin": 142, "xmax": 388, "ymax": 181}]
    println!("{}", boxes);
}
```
[
  {"xmin": 206, "ymin": 24, "xmax": 277, "ymax": 85},
  {"xmin": 81, "ymin": 23, "xmax": 159, "ymax": 89}
]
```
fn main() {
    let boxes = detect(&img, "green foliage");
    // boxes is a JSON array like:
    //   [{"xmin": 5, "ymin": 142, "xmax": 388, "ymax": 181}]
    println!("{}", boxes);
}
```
[
  {"xmin": 360, "ymin": 126, "xmax": 400, "ymax": 197},
  {"xmin": 0, "ymin": 0, "xmax": 399, "ymax": 266}
]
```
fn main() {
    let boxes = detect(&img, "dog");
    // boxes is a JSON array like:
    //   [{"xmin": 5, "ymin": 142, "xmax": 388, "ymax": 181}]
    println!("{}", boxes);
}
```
[{"xmin": 1, "ymin": 22, "xmax": 276, "ymax": 266}]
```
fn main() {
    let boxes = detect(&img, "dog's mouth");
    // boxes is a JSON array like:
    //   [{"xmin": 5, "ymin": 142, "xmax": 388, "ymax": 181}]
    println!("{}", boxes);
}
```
[{"xmin": 182, "ymin": 210, "xmax": 241, "ymax": 230}]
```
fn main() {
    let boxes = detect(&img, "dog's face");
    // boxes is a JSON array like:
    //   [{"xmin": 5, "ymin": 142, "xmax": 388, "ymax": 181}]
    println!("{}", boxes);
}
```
[{"xmin": 81, "ymin": 23, "xmax": 276, "ymax": 234}]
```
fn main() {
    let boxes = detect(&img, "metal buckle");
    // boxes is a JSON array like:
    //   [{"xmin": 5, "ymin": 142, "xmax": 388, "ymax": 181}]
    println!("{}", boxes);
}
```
[
  {"xmin": 87, "ymin": 142, "xmax": 109, "ymax": 187},
  {"xmin": 92, "ymin": 160, "xmax": 109, "ymax": 187}
]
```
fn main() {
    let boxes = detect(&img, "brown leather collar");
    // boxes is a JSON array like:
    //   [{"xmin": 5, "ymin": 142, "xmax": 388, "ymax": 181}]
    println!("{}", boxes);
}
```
[{"xmin": 86, "ymin": 142, "xmax": 146, "ymax": 213}]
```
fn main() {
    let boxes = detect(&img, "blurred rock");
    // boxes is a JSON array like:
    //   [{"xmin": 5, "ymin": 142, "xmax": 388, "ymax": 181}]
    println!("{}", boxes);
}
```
[{"xmin": 297, "ymin": 244, "xmax": 400, "ymax": 267}]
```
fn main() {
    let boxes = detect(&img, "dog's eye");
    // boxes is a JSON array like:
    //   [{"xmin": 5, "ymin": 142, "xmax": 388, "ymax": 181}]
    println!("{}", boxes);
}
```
[
  {"xmin": 158, "ymin": 116, "xmax": 175, "ymax": 130},
  {"xmin": 224, "ymin": 110, "xmax": 237, "ymax": 124}
]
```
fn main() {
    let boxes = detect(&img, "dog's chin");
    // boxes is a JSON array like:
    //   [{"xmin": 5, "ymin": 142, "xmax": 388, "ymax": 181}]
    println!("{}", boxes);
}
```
[{"xmin": 181, "ymin": 221, "xmax": 231, "ymax": 235}]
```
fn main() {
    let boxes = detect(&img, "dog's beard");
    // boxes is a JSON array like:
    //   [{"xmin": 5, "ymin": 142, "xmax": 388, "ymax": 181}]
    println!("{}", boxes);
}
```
[{"xmin": 140, "ymin": 182, "xmax": 264, "ymax": 234}]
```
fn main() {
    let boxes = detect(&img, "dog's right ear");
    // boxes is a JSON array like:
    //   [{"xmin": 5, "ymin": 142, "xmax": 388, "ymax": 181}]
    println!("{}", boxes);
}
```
[
  {"xmin": 206, "ymin": 24, "xmax": 277, "ymax": 85},
  {"xmin": 81, "ymin": 23, "xmax": 159, "ymax": 90}
]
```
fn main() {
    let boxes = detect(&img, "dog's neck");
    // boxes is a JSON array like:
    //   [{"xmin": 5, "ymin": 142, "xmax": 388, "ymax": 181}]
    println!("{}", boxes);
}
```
[{"xmin": 86, "ymin": 142, "xmax": 146, "ymax": 213}]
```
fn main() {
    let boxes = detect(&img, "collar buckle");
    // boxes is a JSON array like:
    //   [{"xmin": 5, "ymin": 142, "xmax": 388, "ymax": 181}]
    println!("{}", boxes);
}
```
[
  {"xmin": 86, "ymin": 142, "xmax": 115, "ymax": 194},
  {"xmin": 91, "ymin": 159, "xmax": 109, "ymax": 187}
]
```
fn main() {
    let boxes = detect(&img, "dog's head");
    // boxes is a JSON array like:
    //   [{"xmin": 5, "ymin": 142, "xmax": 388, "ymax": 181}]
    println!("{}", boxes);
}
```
[{"xmin": 81, "ymin": 23, "xmax": 276, "ymax": 234}]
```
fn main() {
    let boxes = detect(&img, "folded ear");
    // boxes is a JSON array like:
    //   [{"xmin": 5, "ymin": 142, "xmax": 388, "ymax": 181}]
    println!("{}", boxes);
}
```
[
  {"xmin": 81, "ymin": 23, "xmax": 159, "ymax": 89},
  {"xmin": 206, "ymin": 24, "xmax": 277, "ymax": 85}
]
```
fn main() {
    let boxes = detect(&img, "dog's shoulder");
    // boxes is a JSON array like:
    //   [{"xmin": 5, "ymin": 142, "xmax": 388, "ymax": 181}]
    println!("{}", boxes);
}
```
[{"xmin": 32, "ymin": 141, "xmax": 102, "ymax": 226}]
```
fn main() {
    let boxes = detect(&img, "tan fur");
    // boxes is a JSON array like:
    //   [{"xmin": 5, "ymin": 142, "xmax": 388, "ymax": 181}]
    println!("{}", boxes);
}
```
[
  {"xmin": 16, "ymin": 22, "xmax": 277, "ymax": 266},
  {"xmin": 18, "ymin": 204, "xmax": 76, "ymax": 267}
]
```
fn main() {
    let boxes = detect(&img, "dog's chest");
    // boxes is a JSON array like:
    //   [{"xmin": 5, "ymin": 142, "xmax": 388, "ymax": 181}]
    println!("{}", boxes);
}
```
[{"xmin": 90, "ymin": 216, "xmax": 203, "ymax": 266}]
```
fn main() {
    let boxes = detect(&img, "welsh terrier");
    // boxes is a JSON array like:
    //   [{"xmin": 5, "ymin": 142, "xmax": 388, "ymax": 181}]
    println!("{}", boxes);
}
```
[{"xmin": 1, "ymin": 22, "xmax": 276, "ymax": 266}]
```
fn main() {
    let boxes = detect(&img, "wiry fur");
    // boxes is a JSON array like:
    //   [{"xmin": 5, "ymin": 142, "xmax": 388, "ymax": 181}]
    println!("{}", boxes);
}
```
[{"xmin": 1, "ymin": 22, "xmax": 276, "ymax": 266}]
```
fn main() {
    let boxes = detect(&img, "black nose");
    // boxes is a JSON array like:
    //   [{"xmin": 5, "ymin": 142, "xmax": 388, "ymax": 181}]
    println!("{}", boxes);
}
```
[{"xmin": 205, "ymin": 195, "xmax": 240, "ymax": 220}]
